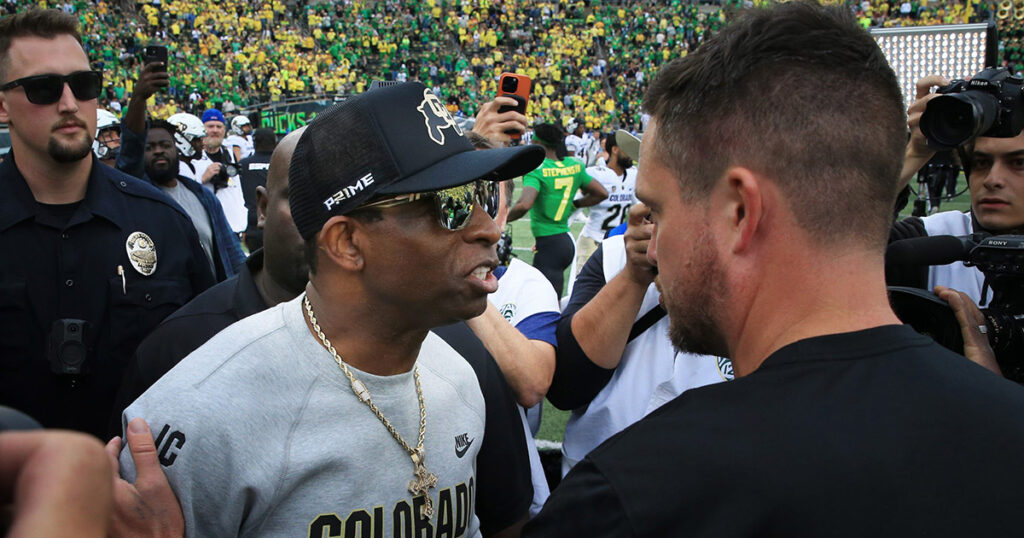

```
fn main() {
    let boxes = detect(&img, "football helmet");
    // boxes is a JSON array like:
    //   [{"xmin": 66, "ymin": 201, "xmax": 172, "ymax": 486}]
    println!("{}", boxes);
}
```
[
  {"xmin": 230, "ymin": 115, "xmax": 251, "ymax": 136},
  {"xmin": 93, "ymin": 109, "xmax": 120, "ymax": 160},
  {"xmin": 167, "ymin": 112, "xmax": 206, "ymax": 157}
]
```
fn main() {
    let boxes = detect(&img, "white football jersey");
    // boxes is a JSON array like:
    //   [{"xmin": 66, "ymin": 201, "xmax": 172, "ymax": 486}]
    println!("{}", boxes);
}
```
[
  {"xmin": 583, "ymin": 136, "xmax": 603, "ymax": 167},
  {"xmin": 224, "ymin": 134, "xmax": 254, "ymax": 161},
  {"xmin": 581, "ymin": 165, "xmax": 638, "ymax": 241},
  {"xmin": 565, "ymin": 134, "xmax": 587, "ymax": 161}
]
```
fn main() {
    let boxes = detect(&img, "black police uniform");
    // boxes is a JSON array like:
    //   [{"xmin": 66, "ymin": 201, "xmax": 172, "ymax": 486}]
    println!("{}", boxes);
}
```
[
  {"xmin": 238, "ymin": 150, "xmax": 272, "ymax": 252},
  {"xmin": 0, "ymin": 152, "xmax": 214, "ymax": 438}
]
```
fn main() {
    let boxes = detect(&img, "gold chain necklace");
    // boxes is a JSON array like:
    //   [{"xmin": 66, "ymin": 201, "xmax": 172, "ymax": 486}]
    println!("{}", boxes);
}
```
[{"xmin": 303, "ymin": 295, "xmax": 438, "ymax": 518}]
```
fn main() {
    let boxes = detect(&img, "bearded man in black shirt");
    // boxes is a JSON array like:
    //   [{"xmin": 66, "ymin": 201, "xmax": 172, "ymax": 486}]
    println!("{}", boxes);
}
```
[{"xmin": 526, "ymin": 4, "xmax": 1024, "ymax": 537}]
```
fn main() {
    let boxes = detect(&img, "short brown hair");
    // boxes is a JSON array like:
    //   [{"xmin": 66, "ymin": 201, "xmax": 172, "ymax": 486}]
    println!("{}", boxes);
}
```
[
  {"xmin": 0, "ymin": 9, "xmax": 83, "ymax": 82},
  {"xmin": 643, "ymin": 2, "xmax": 906, "ymax": 248}
]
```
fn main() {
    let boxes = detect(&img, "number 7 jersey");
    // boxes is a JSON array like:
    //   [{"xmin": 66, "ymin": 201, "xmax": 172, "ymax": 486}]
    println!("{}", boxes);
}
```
[
  {"xmin": 522, "ymin": 157, "xmax": 594, "ymax": 237},
  {"xmin": 580, "ymin": 165, "xmax": 638, "ymax": 242}
]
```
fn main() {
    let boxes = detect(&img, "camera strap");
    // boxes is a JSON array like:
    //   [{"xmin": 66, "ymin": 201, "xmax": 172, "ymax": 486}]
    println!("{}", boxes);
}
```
[{"xmin": 628, "ymin": 305, "xmax": 666, "ymax": 343}]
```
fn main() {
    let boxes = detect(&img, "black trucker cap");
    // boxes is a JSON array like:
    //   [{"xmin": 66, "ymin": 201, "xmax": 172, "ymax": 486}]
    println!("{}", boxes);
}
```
[{"xmin": 289, "ymin": 82, "xmax": 545, "ymax": 239}]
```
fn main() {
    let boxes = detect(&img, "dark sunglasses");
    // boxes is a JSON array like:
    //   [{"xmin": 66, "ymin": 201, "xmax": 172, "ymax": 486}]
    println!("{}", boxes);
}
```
[
  {"xmin": 0, "ymin": 70, "xmax": 102, "ymax": 105},
  {"xmin": 360, "ymin": 180, "xmax": 500, "ymax": 231}
]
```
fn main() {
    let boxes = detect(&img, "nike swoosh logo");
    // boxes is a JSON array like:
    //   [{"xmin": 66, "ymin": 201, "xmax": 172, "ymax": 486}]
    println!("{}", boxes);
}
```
[{"xmin": 455, "ymin": 438, "xmax": 474, "ymax": 459}]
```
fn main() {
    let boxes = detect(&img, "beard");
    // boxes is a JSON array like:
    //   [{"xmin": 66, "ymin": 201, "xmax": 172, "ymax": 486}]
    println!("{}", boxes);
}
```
[
  {"xmin": 146, "ymin": 159, "xmax": 179, "ymax": 185},
  {"xmin": 663, "ymin": 227, "xmax": 731, "ymax": 358},
  {"xmin": 203, "ymin": 137, "xmax": 223, "ymax": 153},
  {"xmin": 48, "ymin": 132, "xmax": 93, "ymax": 163},
  {"xmin": 617, "ymin": 154, "xmax": 633, "ymax": 170}
]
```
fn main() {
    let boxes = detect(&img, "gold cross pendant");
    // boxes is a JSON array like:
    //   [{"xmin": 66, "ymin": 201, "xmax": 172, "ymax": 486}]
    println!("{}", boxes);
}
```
[{"xmin": 409, "ymin": 451, "xmax": 439, "ymax": 518}]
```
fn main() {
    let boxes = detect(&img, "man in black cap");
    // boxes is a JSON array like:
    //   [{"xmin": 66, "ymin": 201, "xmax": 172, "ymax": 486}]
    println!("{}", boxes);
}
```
[
  {"xmin": 110, "ymin": 126, "xmax": 536, "ymax": 537},
  {"xmin": 117, "ymin": 82, "xmax": 543, "ymax": 537}
]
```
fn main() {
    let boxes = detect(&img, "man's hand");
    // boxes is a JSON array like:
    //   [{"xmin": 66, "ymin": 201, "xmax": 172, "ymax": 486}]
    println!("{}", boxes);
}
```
[
  {"xmin": 201, "ymin": 162, "xmax": 222, "ymax": 184},
  {"xmin": 1, "ymin": 430, "xmax": 112, "ymax": 538},
  {"xmin": 623, "ymin": 203, "xmax": 656, "ymax": 287},
  {"xmin": 934, "ymin": 285, "xmax": 1002, "ymax": 376},
  {"xmin": 133, "ymin": 62, "xmax": 170, "ymax": 102},
  {"xmin": 105, "ymin": 418, "xmax": 184, "ymax": 538},
  {"xmin": 122, "ymin": 61, "xmax": 171, "ymax": 138},
  {"xmin": 900, "ymin": 75, "xmax": 950, "ymax": 188},
  {"xmin": 472, "ymin": 97, "xmax": 529, "ymax": 146}
]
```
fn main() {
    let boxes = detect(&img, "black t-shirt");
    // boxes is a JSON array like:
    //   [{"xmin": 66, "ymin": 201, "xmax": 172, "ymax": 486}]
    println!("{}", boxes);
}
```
[
  {"xmin": 526, "ymin": 325, "xmax": 1024, "ymax": 537},
  {"xmin": 35, "ymin": 200, "xmax": 82, "ymax": 229}
]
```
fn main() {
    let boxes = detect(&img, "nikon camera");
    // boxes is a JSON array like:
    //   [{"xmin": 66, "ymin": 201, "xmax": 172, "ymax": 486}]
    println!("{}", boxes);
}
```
[{"xmin": 920, "ymin": 67, "xmax": 1024, "ymax": 150}]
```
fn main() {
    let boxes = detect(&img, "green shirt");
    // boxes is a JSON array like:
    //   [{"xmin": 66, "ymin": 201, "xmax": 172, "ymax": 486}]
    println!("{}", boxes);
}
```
[{"xmin": 523, "ymin": 157, "xmax": 592, "ymax": 238}]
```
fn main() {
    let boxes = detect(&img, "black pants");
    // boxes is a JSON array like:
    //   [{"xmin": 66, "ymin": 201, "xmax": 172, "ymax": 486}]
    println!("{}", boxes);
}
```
[{"xmin": 533, "ymin": 232, "xmax": 574, "ymax": 297}]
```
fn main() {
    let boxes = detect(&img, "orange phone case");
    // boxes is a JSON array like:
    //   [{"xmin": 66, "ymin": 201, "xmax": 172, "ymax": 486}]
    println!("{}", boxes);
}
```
[{"xmin": 498, "ymin": 72, "xmax": 532, "ymax": 139}]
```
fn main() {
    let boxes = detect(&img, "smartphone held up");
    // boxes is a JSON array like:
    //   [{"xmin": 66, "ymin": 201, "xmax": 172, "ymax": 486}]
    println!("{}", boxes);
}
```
[{"xmin": 498, "ymin": 72, "xmax": 531, "ymax": 139}]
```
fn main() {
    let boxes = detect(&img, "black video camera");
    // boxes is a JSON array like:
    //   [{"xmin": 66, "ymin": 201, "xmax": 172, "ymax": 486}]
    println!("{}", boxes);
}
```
[
  {"xmin": 47, "ymin": 319, "xmax": 91, "ymax": 378},
  {"xmin": 920, "ymin": 67, "xmax": 1024, "ymax": 151},
  {"xmin": 888, "ymin": 233, "xmax": 1024, "ymax": 381}
]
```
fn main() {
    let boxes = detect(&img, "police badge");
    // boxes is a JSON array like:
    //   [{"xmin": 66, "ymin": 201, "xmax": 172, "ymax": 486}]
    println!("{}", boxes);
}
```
[{"xmin": 125, "ymin": 231, "xmax": 158, "ymax": 276}]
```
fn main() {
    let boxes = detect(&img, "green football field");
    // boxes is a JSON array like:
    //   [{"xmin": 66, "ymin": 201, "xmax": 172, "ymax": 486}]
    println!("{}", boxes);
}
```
[{"xmin": 508, "ymin": 175, "xmax": 974, "ymax": 443}]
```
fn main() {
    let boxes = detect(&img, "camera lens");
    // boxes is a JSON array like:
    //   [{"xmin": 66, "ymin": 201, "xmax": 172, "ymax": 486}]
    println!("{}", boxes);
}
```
[
  {"xmin": 59, "ymin": 341, "xmax": 86, "ymax": 372},
  {"xmin": 920, "ymin": 93, "xmax": 999, "ymax": 150},
  {"xmin": 501, "ymin": 77, "xmax": 518, "ymax": 93},
  {"xmin": 225, "ymin": 164, "xmax": 238, "ymax": 177}
]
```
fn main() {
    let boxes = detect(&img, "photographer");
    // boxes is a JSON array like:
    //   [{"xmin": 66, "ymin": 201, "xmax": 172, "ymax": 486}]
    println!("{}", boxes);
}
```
[
  {"xmin": 889, "ymin": 70, "xmax": 1024, "ymax": 379},
  {"xmin": 195, "ymin": 109, "xmax": 247, "ymax": 235},
  {"xmin": 890, "ymin": 72, "xmax": 1024, "ymax": 307}
]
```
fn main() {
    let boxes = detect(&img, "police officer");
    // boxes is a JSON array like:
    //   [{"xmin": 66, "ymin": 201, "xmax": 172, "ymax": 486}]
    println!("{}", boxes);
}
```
[
  {"xmin": 0, "ymin": 10, "xmax": 214, "ymax": 438},
  {"xmin": 238, "ymin": 127, "xmax": 276, "ymax": 252}
]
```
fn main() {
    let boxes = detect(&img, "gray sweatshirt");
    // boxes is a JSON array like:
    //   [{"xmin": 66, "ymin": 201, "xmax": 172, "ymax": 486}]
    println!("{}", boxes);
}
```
[{"xmin": 120, "ymin": 295, "xmax": 485, "ymax": 537}]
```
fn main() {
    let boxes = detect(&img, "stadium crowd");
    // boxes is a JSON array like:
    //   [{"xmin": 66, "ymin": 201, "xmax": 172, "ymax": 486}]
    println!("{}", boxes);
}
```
[
  {"xmin": 55, "ymin": 0, "xmax": 731, "ymax": 131},
  {"xmin": 1, "ymin": 0, "xmax": 1017, "ymax": 131},
  {"xmin": 3, "ymin": 0, "xmax": 733, "ymax": 130}
]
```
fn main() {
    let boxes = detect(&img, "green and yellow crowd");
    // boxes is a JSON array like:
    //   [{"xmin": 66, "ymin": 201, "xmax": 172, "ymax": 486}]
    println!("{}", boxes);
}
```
[{"xmin": 0, "ymin": 0, "xmax": 1012, "ymax": 130}]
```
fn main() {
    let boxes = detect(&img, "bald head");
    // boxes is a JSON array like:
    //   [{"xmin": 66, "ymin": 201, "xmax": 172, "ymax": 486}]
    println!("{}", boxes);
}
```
[
  {"xmin": 258, "ymin": 126, "xmax": 309, "ymax": 299},
  {"xmin": 267, "ymin": 126, "xmax": 305, "ymax": 193}
]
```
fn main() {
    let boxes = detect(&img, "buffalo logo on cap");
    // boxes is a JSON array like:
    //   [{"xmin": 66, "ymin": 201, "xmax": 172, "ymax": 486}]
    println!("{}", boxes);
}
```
[{"xmin": 416, "ymin": 88, "xmax": 463, "ymax": 146}]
